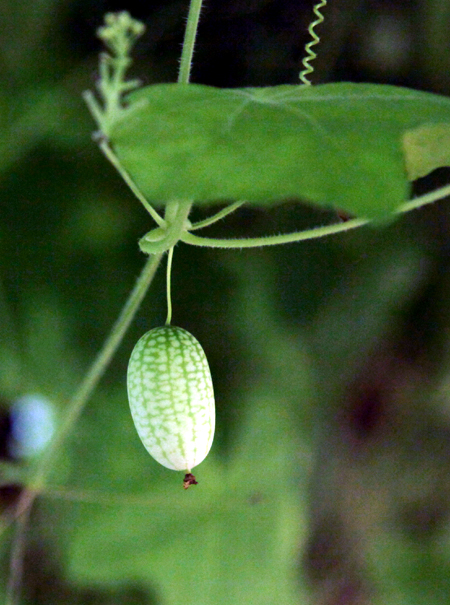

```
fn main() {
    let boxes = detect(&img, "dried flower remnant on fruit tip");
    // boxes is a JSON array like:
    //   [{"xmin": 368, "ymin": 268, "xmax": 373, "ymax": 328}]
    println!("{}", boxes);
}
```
[{"xmin": 183, "ymin": 473, "xmax": 198, "ymax": 489}]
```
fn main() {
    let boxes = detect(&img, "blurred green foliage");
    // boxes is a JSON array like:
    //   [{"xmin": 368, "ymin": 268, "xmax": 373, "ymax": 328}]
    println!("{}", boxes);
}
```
[{"xmin": 2, "ymin": 1, "xmax": 450, "ymax": 604}]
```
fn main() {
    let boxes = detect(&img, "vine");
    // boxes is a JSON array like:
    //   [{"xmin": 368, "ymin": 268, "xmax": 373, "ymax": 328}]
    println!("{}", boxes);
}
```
[{"xmin": 299, "ymin": 0, "xmax": 328, "ymax": 85}]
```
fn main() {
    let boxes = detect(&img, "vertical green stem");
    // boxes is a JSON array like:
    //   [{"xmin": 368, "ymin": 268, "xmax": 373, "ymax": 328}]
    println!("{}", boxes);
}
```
[
  {"xmin": 178, "ymin": 0, "xmax": 204, "ymax": 83},
  {"xmin": 7, "ymin": 253, "xmax": 163, "ymax": 603},
  {"xmin": 161, "ymin": 200, "xmax": 192, "ymax": 322},
  {"xmin": 165, "ymin": 247, "xmax": 174, "ymax": 325},
  {"xmin": 31, "ymin": 252, "xmax": 163, "ymax": 489}
]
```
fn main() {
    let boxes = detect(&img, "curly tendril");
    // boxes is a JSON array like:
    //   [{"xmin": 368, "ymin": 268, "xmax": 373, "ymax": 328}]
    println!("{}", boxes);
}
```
[{"xmin": 299, "ymin": 0, "xmax": 328, "ymax": 85}]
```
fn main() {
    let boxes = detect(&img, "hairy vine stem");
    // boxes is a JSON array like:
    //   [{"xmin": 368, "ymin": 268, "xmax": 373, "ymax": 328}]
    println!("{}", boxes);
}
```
[
  {"xmin": 178, "ymin": 0, "xmax": 204, "ymax": 84},
  {"xmin": 6, "ymin": 253, "xmax": 163, "ymax": 605},
  {"xmin": 180, "ymin": 182, "xmax": 450, "ymax": 249},
  {"xmin": 32, "ymin": 253, "xmax": 164, "ymax": 490},
  {"xmin": 182, "ymin": 217, "xmax": 368, "ymax": 248}
]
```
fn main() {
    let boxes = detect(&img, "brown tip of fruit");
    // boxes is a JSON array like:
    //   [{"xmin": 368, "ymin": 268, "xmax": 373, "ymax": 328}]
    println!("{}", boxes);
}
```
[{"xmin": 183, "ymin": 473, "xmax": 198, "ymax": 489}]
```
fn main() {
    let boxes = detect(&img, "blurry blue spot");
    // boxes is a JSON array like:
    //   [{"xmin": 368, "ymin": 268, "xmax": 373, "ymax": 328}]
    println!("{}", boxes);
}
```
[{"xmin": 9, "ymin": 394, "xmax": 55, "ymax": 459}]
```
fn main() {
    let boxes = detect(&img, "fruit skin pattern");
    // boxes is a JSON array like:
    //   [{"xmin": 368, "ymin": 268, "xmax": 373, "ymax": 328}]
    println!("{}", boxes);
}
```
[{"xmin": 127, "ymin": 326, "xmax": 215, "ymax": 472}]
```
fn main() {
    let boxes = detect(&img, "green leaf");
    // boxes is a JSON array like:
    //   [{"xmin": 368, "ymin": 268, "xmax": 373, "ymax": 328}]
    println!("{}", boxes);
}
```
[
  {"xmin": 65, "ymin": 398, "xmax": 307, "ymax": 604},
  {"xmin": 62, "ymin": 382, "xmax": 308, "ymax": 605},
  {"xmin": 108, "ymin": 82, "xmax": 450, "ymax": 219},
  {"xmin": 403, "ymin": 122, "xmax": 450, "ymax": 181}
]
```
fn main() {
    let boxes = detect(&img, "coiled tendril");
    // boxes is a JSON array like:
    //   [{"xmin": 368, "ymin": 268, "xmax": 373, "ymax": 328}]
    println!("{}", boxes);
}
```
[{"xmin": 299, "ymin": 0, "xmax": 328, "ymax": 85}]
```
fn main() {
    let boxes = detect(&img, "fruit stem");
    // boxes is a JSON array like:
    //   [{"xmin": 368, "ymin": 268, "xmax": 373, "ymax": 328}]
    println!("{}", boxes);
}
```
[{"xmin": 165, "ymin": 247, "xmax": 174, "ymax": 325}]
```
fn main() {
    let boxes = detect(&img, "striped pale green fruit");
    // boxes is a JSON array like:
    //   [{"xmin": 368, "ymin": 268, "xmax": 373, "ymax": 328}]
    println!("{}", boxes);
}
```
[{"xmin": 127, "ymin": 326, "xmax": 215, "ymax": 477}]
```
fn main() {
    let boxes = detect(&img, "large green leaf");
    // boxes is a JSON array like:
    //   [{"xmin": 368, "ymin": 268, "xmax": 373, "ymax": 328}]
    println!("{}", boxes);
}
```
[
  {"xmin": 64, "ymin": 392, "xmax": 308, "ymax": 605},
  {"xmin": 108, "ymin": 82, "xmax": 450, "ymax": 218},
  {"xmin": 60, "ymin": 375, "xmax": 310, "ymax": 604}
]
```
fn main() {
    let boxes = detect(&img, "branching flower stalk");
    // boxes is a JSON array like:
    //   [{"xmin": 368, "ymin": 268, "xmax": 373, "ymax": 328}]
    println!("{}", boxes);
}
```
[{"xmin": 85, "ymin": 12, "xmax": 145, "ymax": 135}]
